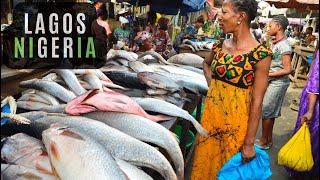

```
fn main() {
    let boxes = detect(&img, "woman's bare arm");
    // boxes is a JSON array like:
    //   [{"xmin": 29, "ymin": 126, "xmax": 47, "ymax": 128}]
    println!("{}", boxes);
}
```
[
  {"xmin": 269, "ymin": 54, "xmax": 292, "ymax": 77},
  {"xmin": 203, "ymin": 50, "xmax": 214, "ymax": 85},
  {"xmin": 242, "ymin": 56, "xmax": 271, "ymax": 160}
]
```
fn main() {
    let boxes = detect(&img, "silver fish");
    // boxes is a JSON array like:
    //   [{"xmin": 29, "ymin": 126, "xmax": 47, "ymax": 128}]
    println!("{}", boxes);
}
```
[
  {"xmin": 9, "ymin": 113, "xmax": 178, "ymax": 180},
  {"xmin": 18, "ymin": 93, "xmax": 51, "ymax": 105},
  {"xmin": 172, "ymin": 64, "xmax": 204, "ymax": 75},
  {"xmin": 54, "ymin": 69, "xmax": 87, "ymax": 96},
  {"xmin": 146, "ymin": 88, "xmax": 169, "ymax": 96},
  {"xmin": 1, "ymin": 164, "xmax": 58, "ymax": 180},
  {"xmin": 138, "ymin": 50, "xmax": 170, "ymax": 65},
  {"xmin": 84, "ymin": 112, "xmax": 183, "ymax": 179},
  {"xmin": 107, "ymin": 49, "xmax": 138, "ymax": 61},
  {"xmin": 167, "ymin": 53, "xmax": 204, "ymax": 68},
  {"xmin": 115, "ymin": 158, "xmax": 153, "ymax": 180},
  {"xmin": 83, "ymin": 71, "xmax": 103, "ymax": 91},
  {"xmin": 35, "ymin": 90, "xmax": 60, "ymax": 106},
  {"xmin": 19, "ymin": 79, "xmax": 76, "ymax": 102},
  {"xmin": 132, "ymin": 97, "xmax": 208, "ymax": 137},
  {"xmin": 42, "ymin": 124, "xmax": 127, "ymax": 180},
  {"xmin": 1, "ymin": 133, "xmax": 53, "ymax": 174},
  {"xmin": 17, "ymin": 101, "xmax": 65, "ymax": 113},
  {"xmin": 129, "ymin": 61, "xmax": 154, "ymax": 73},
  {"xmin": 138, "ymin": 72, "xmax": 181, "ymax": 92}
]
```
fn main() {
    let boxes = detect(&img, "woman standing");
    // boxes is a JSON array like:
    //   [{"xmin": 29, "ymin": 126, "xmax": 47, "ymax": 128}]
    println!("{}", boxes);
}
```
[
  {"xmin": 286, "ymin": 49, "xmax": 319, "ymax": 179},
  {"xmin": 255, "ymin": 15, "xmax": 292, "ymax": 150},
  {"xmin": 191, "ymin": 0, "xmax": 272, "ymax": 179}
]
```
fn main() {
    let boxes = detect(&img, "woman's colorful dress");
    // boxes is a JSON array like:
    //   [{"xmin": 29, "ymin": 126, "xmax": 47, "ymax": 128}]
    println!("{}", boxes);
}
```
[
  {"xmin": 286, "ymin": 50, "xmax": 319, "ymax": 178},
  {"xmin": 191, "ymin": 41, "xmax": 272, "ymax": 180}
]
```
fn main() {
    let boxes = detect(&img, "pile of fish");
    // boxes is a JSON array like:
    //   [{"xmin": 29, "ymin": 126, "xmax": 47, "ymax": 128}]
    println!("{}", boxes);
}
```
[
  {"xmin": 1, "ymin": 49, "xmax": 210, "ymax": 179},
  {"xmin": 179, "ymin": 39, "xmax": 215, "ymax": 52}
]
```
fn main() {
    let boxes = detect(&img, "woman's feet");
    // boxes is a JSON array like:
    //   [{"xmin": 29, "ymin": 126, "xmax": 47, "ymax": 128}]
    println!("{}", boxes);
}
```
[{"xmin": 254, "ymin": 139, "xmax": 273, "ymax": 150}]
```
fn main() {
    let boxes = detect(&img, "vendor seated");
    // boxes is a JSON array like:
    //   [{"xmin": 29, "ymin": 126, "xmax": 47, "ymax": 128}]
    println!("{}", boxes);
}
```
[
  {"xmin": 153, "ymin": 17, "xmax": 172, "ymax": 59},
  {"xmin": 132, "ymin": 26, "xmax": 152, "ymax": 52},
  {"xmin": 113, "ymin": 16, "xmax": 133, "ymax": 50},
  {"xmin": 302, "ymin": 27, "xmax": 316, "ymax": 47},
  {"xmin": 184, "ymin": 16, "xmax": 205, "ymax": 38}
]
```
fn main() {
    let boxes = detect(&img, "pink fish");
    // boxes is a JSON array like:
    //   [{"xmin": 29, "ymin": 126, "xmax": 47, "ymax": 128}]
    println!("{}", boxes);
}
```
[{"xmin": 65, "ymin": 89, "xmax": 171, "ymax": 122}]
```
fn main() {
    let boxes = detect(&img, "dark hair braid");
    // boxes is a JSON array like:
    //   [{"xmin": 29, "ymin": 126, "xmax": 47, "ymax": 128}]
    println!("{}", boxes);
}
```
[{"xmin": 230, "ymin": 0, "xmax": 258, "ymax": 23}]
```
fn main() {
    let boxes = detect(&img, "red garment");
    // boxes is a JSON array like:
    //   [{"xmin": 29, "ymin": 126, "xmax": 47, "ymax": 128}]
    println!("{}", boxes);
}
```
[
  {"xmin": 153, "ymin": 30, "xmax": 171, "ymax": 53},
  {"xmin": 65, "ymin": 89, "xmax": 170, "ymax": 122}
]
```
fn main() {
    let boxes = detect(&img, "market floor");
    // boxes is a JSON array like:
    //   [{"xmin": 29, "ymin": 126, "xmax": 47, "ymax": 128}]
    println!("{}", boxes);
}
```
[{"xmin": 185, "ymin": 83, "xmax": 305, "ymax": 180}]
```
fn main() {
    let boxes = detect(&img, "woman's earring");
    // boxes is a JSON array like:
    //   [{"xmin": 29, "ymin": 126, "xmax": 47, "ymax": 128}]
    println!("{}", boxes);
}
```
[{"xmin": 237, "ymin": 21, "xmax": 241, "ymax": 25}]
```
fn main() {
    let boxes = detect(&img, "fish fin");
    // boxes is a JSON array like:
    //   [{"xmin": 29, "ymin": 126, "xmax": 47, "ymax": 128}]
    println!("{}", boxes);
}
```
[
  {"xmin": 170, "ymin": 132, "xmax": 180, "ymax": 143},
  {"xmin": 192, "ymin": 119, "xmax": 208, "ymax": 137},
  {"xmin": 18, "ymin": 172, "xmax": 42, "ymax": 180},
  {"xmin": 60, "ymin": 129, "xmax": 85, "ymax": 141},
  {"xmin": 50, "ymin": 142, "xmax": 60, "ymax": 160}
]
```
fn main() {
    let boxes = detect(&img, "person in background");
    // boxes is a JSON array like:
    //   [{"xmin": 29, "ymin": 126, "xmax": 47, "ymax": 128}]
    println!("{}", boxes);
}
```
[
  {"xmin": 152, "ymin": 17, "xmax": 171, "ymax": 59},
  {"xmin": 292, "ymin": 26, "xmax": 301, "ymax": 39},
  {"xmin": 255, "ymin": 15, "xmax": 292, "ymax": 150},
  {"xmin": 184, "ymin": 16, "xmax": 205, "ymax": 38},
  {"xmin": 191, "ymin": 0, "xmax": 272, "ymax": 179},
  {"xmin": 303, "ymin": 27, "xmax": 316, "ymax": 47},
  {"xmin": 113, "ymin": 16, "xmax": 133, "ymax": 50},
  {"xmin": 91, "ymin": 9, "xmax": 111, "ymax": 58},
  {"xmin": 132, "ymin": 25, "xmax": 152, "ymax": 52},
  {"xmin": 93, "ymin": 1, "xmax": 106, "ymax": 14},
  {"xmin": 146, "ymin": 11, "xmax": 158, "ymax": 34},
  {"xmin": 250, "ymin": 22, "xmax": 262, "ymax": 42},
  {"xmin": 285, "ymin": 48, "xmax": 319, "ymax": 179}
]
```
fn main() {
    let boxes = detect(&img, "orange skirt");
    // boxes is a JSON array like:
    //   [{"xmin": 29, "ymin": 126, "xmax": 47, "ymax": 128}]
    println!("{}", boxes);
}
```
[{"xmin": 191, "ymin": 79, "xmax": 252, "ymax": 180}]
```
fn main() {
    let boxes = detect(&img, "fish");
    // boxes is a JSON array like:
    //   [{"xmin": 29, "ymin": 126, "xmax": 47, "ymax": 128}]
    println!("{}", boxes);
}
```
[
  {"xmin": 17, "ymin": 101, "xmax": 66, "ymax": 113},
  {"xmin": 138, "ymin": 50, "xmax": 170, "ymax": 65},
  {"xmin": 19, "ymin": 79, "xmax": 76, "ymax": 102},
  {"xmin": 157, "ymin": 65, "xmax": 205, "ymax": 81},
  {"xmin": 72, "ymin": 69, "xmax": 112, "ymax": 83},
  {"xmin": 179, "ymin": 44, "xmax": 195, "ymax": 52},
  {"xmin": 172, "ymin": 64, "xmax": 204, "ymax": 75},
  {"xmin": 155, "ymin": 71, "xmax": 208, "ymax": 95},
  {"xmin": 42, "ymin": 124, "xmax": 127, "ymax": 180},
  {"xmin": 54, "ymin": 69, "xmax": 87, "ymax": 96},
  {"xmin": 3, "ymin": 112, "xmax": 178, "ymax": 180},
  {"xmin": 17, "ymin": 93, "xmax": 51, "ymax": 105},
  {"xmin": 35, "ymin": 90, "xmax": 60, "ymax": 106},
  {"xmin": 103, "ymin": 71, "xmax": 146, "ymax": 89},
  {"xmin": 113, "ymin": 88, "xmax": 146, "ymax": 97},
  {"xmin": 1, "ymin": 164, "xmax": 58, "ymax": 180},
  {"xmin": 84, "ymin": 111, "xmax": 183, "ymax": 179},
  {"xmin": 105, "ymin": 60, "xmax": 122, "ymax": 66},
  {"xmin": 116, "ymin": 58, "xmax": 130, "ymax": 67},
  {"xmin": 100, "ymin": 80, "xmax": 126, "ymax": 90},
  {"xmin": 94, "ymin": 69, "xmax": 113, "ymax": 83},
  {"xmin": 131, "ymin": 97, "xmax": 208, "ymax": 137},
  {"xmin": 1, "ymin": 133, "xmax": 54, "ymax": 174},
  {"xmin": 83, "ymin": 71, "xmax": 103, "ymax": 92},
  {"xmin": 115, "ymin": 158, "xmax": 153, "ymax": 180},
  {"xmin": 146, "ymin": 88, "xmax": 169, "ymax": 96},
  {"xmin": 137, "ymin": 54, "xmax": 157, "ymax": 64},
  {"xmin": 42, "ymin": 73, "xmax": 59, "ymax": 81},
  {"xmin": 100, "ymin": 65, "xmax": 132, "ymax": 72},
  {"xmin": 106, "ymin": 49, "xmax": 138, "ymax": 61},
  {"xmin": 129, "ymin": 61, "xmax": 154, "ymax": 73},
  {"xmin": 138, "ymin": 72, "xmax": 181, "ymax": 92},
  {"xmin": 167, "ymin": 53, "xmax": 204, "ymax": 68}
]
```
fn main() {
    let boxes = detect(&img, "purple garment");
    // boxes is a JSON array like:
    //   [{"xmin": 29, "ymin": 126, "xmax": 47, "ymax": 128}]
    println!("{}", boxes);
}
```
[{"xmin": 286, "ymin": 50, "xmax": 319, "ymax": 177}]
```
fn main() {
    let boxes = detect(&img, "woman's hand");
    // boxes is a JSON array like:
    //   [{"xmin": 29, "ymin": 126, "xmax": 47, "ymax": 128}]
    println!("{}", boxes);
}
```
[
  {"xmin": 241, "ymin": 144, "xmax": 256, "ymax": 163},
  {"xmin": 301, "ymin": 111, "xmax": 313, "ymax": 124}
]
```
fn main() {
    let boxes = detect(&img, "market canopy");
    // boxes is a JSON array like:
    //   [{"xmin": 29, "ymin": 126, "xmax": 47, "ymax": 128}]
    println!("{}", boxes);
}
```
[
  {"xmin": 129, "ymin": 0, "xmax": 206, "ymax": 15},
  {"xmin": 265, "ymin": 0, "xmax": 319, "ymax": 11}
]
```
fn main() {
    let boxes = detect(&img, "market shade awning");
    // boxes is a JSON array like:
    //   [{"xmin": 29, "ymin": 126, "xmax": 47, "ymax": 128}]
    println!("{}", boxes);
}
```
[
  {"xmin": 265, "ymin": 0, "xmax": 319, "ymax": 11},
  {"xmin": 129, "ymin": 0, "xmax": 204, "ymax": 15}
]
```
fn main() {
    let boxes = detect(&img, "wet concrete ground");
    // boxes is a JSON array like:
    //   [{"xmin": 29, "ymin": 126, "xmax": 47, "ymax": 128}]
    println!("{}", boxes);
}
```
[{"xmin": 185, "ymin": 83, "xmax": 305, "ymax": 180}]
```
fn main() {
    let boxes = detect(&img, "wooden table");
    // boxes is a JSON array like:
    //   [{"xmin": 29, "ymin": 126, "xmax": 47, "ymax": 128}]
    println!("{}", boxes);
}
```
[{"xmin": 290, "ymin": 45, "xmax": 315, "ymax": 87}]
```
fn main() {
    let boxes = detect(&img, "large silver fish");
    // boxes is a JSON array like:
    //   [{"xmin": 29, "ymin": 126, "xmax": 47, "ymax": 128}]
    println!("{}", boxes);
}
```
[
  {"xmin": 83, "ymin": 71, "xmax": 103, "ymax": 91},
  {"xmin": 138, "ymin": 50, "xmax": 170, "ymax": 65},
  {"xmin": 106, "ymin": 49, "xmax": 138, "ymax": 61},
  {"xmin": 115, "ymin": 158, "xmax": 153, "ymax": 180},
  {"xmin": 1, "ymin": 133, "xmax": 53, "ymax": 175},
  {"xmin": 35, "ymin": 90, "xmax": 60, "ymax": 106},
  {"xmin": 42, "ymin": 124, "xmax": 127, "ymax": 180},
  {"xmin": 1, "ymin": 164, "xmax": 58, "ymax": 180},
  {"xmin": 138, "ymin": 72, "xmax": 181, "ymax": 92},
  {"xmin": 54, "ymin": 69, "xmax": 87, "ymax": 96},
  {"xmin": 84, "ymin": 112, "xmax": 184, "ymax": 180},
  {"xmin": 132, "ymin": 97, "xmax": 208, "ymax": 137},
  {"xmin": 167, "ymin": 53, "xmax": 204, "ymax": 68},
  {"xmin": 5, "ymin": 112, "xmax": 178, "ymax": 180},
  {"xmin": 17, "ymin": 93, "xmax": 51, "ymax": 105},
  {"xmin": 17, "ymin": 101, "xmax": 66, "ymax": 113},
  {"xmin": 129, "ymin": 61, "xmax": 154, "ymax": 73},
  {"xmin": 19, "ymin": 79, "xmax": 76, "ymax": 102}
]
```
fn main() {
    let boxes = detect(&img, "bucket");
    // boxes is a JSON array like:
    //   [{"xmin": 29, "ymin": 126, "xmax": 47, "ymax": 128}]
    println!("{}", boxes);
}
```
[{"xmin": 174, "ymin": 125, "xmax": 195, "ymax": 148}]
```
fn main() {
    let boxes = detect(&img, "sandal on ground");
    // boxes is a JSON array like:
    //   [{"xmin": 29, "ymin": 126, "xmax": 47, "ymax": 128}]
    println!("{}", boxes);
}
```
[{"xmin": 254, "ymin": 139, "xmax": 273, "ymax": 150}]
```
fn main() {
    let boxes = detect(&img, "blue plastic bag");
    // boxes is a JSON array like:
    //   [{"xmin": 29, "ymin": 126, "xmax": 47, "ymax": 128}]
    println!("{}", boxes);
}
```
[
  {"xmin": 218, "ymin": 147, "xmax": 272, "ymax": 180},
  {"xmin": 1, "ymin": 104, "xmax": 11, "ymax": 125}
]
